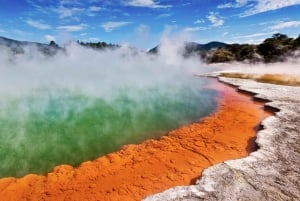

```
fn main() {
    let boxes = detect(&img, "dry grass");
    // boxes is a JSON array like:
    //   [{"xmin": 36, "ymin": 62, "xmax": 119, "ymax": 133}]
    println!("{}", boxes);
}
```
[{"xmin": 220, "ymin": 73, "xmax": 300, "ymax": 86}]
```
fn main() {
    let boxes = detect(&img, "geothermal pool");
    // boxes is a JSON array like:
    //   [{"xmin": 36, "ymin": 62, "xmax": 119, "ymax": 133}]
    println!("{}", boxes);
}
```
[
  {"xmin": 0, "ymin": 44, "xmax": 218, "ymax": 178},
  {"xmin": 0, "ymin": 79, "xmax": 217, "ymax": 178}
]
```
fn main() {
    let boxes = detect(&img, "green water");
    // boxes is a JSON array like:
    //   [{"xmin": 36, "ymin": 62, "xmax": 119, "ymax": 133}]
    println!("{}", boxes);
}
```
[{"xmin": 0, "ymin": 80, "xmax": 217, "ymax": 178}]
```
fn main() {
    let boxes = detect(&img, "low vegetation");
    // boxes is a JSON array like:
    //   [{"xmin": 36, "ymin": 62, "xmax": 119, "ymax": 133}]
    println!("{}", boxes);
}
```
[{"xmin": 220, "ymin": 73, "xmax": 300, "ymax": 86}]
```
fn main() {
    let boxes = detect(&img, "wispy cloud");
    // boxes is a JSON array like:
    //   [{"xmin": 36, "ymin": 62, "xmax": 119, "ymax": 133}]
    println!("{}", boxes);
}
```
[
  {"xmin": 218, "ymin": 0, "xmax": 249, "ymax": 9},
  {"xmin": 135, "ymin": 24, "xmax": 150, "ymax": 33},
  {"xmin": 242, "ymin": 0, "xmax": 300, "ymax": 16},
  {"xmin": 270, "ymin": 21, "xmax": 300, "ymax": 30},
  {"xmin": 207, "ymin": 12, "xmax": 224, "ymax": 27},
  {"xmin": 156, "ymin": 13, "xmax": 172, "ymax": 19},
  {"xmin": 245, "ymin": 0, "xmax": 300, "ymax": 16},
  {"xmin": 60, "ymin": 0, "xmax": 75, "ymax": 5},
  {"xmin": 125, "ymin": 0, "xmax": 171, "ymax": 8},
  {"xmin": 229, "ymin": 32, "xmax": 277, "ymax": 44},
  {"xmin": 89, "ymin": 6, "xmax": 103, "ymax": 12},
  {"xmin": 87, "ymin": 6, "xmax": 104, "ymax": 17},
  {"xmin": 231, "ymin": 32, "xmax": 275, "ymax": 39},
  {"xmin": 26, "ymin": 19, "xmax": 51, "ymax": 30},
  {"xmin": 101, "ymin": 21, "xmax": 131, "ymax": 32},
  {"xmin": 57, "ymin": 24, "xmax": 87, "ymax": 32},
  {"xmin": 57, "ymin": 6, "xmax": 84, "ymax": 19},
  {"xmin": 87, "ymin": 37, "xmax": 100, "ymax": 42},
  {"xmin": 218, "ymin": 3, "xmax": 234, "ymax": 9},
  {"xmin": 230, "ymin": 31, "xmax": 276, "ymax": 44},
  {"xmin": 12, "ymin": 29, "xmax": 31, "ymax": 36},
  {"xmin": 45, "ymin": 35, "xmax": 56, "ymax": 42},
  {"xmin": 52, "ymin": 3, "xmax": 104, "ymax": 19},
  {"xmin": 182, "ymin": 2, "xmax": 191, "ymax": 7},
  {"xmin": 194, "ymin": 19, "xmax": 205, "ymax": 24},
  {"xmin": 218, "ymin": 0, "xmax": 300, "ymax": 17},
  {"xmin": 183, "ymin": 26, "xmax": 206, "ymax": 32},
  {"xmin": 26, "ymin": 0, "xmax": 50, "ymax": 14}
]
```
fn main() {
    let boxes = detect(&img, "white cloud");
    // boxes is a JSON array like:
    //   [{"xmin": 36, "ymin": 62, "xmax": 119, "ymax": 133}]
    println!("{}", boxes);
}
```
[
  {"xmin": 26, "ymin": 19, "xmax": 51, "ymax": 30},
  {"xmin": 45, "ymin": 35, "xmax": 56, "ymax": 42},
  {"xmin": 232, "ymin": 32, "xmax": 275, "ymax": 39},
  {"xmin": 156, "ymin": 13, "xmax": 172, "ymax": 19},
  {"xmin": 101, "ymin": 21, "xmax": 131, "ymax": 32},
  {"xmin": 57, "ymin": 6, "xmax": 84, "ymax": 18},
  {"xmin": 218, "ymin": 3, "xmax": 234, "ymax": 9},
  {"xmin": 218, "ymin": 0, "xmax": 249, "ymax": 8},
  {"xmin": 87, "ymin": 37, "xmax": 100, "ymax": 42},
  {"xmin": 183, "ymin": 26, "xmax": 206, "ymax": 32},
  {"xmin": 12, "ymin": 29, "xmax": 30, "ymax": 36},
  {"xmin": 54, "ymin": 3, "xmax": 103, "ymax": 19},
  {"xmin": 270, "ymin": 21, "xmax": 300, "ymax": 30},
  {"xmin": 125, "ymin": 0, "xmax": 171, "ymax": 8},
  {"xmin": 135, "ymin": 24, "xmax": 150, "ymax": 34},
  {"xmin": 242, "ymin": 0, "xmax": 300, "ymax": 16},
  {"xmin": 228, "ymin": 31, "xmax": 279, "ymax": 43},
  {"xmin": 89, "ymin": 6, "xmax": 103, "ymax": 12},
  {"xmin": 57, "ymin": 24, "xmax": 87, "ymax": 32},
  {"xmin": 218, "ymin": 0, "xmax": 300, "ymax": 17},
  {"xmin": 207, "ymin": 12, "xmax": 224, "ymax": 27},
  {"xmin": 182, "ymin": 2, "xmax": 191, "ymax": 7},
  {"xmin": 194, "ymin": 19, "xmax": 204, "ymax": 24},
  {"xmin": 224, "ymin": 33, "xmax": 265, "ymax": 44},
  {"xmin": 60, "ymin": 0, "xmax": 75, "ymax": 5}
]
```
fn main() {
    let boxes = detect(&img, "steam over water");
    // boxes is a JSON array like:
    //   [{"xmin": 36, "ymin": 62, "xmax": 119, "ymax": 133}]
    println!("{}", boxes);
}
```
[{"xmin": 0, "ymin": 42, "xmax": 217, "ymax": 178}]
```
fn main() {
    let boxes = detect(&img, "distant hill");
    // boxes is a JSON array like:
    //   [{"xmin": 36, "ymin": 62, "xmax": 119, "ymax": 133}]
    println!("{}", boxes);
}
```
[
  {"xmin": 148, "ymin": 41, "xmax": 227, "ymax": 54},
  {"xmin": 2, "ymin": 33, "xmax": 299, "ymax": 63},
  {"xmin": 0, "ymin": 36, "xmax": 61, "ymax": 55}
]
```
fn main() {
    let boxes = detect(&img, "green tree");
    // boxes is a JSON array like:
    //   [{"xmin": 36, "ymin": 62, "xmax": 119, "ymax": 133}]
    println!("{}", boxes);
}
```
[
  {"xmin": 209, "ymin": 48, "xmax": 235, "ymax": 63},
  {"xmin": 272, "ymin": 33, "xmax": 288, "ymax": 42},
  {"xmin": 239, "ymin": 45, "xmax": 256, "ymax": 61},
  {"xmin": 49, "ymin": 40, "xmax": 58, "ymax": 47},
  {"xmin": 257, "ymin": 33, "xmax": 290, "ymax": 62},
  {"xmin": 293, "ymin": 35, "xmax": 300, "ymax": 48}
]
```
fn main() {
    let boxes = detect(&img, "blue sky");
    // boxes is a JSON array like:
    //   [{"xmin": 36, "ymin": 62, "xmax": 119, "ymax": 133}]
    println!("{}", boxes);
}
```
[{"xmin": 0, "ymin": 0, "xmax": 299, "ymax": 49}]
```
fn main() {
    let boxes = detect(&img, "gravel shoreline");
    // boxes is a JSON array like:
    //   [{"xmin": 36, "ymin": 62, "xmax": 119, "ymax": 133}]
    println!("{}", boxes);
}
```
[{"xmin": 144, "ymin": 76, "xmax": 300, "ymax": 201}]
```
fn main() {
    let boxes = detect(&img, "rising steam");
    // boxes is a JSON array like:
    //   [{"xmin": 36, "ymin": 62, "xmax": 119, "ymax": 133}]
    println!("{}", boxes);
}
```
[
  {"xmin": 0, "ymin": 38, "xmax": 217, "ymax": 177},
  {"xmin": 210, "ymin": 51, "xmax": 300, "ymax": 75}
]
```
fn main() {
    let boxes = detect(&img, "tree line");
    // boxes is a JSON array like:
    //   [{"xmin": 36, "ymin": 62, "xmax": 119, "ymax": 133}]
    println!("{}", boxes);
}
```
[
  {"xmin": 76, "ymin": 41, "xmax": 119, "ymax": 50},
  {"xmin": 205, "ymin": 33, "xmax": 300, "ymax": 63}
]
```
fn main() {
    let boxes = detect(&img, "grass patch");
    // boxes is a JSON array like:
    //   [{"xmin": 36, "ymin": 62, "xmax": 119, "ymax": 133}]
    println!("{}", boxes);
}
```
[{"xmin": 220, "ymin": 73, "xmax": 300, "ymax": 86}]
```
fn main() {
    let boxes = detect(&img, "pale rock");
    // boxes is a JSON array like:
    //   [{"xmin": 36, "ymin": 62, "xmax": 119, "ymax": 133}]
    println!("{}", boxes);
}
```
[{"xmin": 143, "ymin": 76, "xmax": 300, "ymax": 201}]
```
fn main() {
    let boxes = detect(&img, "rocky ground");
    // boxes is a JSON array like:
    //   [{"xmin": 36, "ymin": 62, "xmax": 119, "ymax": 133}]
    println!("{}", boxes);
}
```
[{"xmin": 144, "ymin": 76, "xmax": 300, "ymax": 201}]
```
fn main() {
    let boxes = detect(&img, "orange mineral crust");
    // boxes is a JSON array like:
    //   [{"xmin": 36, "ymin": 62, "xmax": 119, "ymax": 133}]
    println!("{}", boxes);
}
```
[{"xmin": 0, "ymin": 80, "xmax": 271, "ymax": 201}]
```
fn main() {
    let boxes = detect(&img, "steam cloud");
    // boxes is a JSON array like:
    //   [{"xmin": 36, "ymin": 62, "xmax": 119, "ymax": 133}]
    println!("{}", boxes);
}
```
[
  {"xmin": 0, "ymin": 37, "xmax": 216, "ymax": 177},
  {"xmin": 210, "ymin": 51, "xmax": 300, "ymax": 76},
  {"xmin": 0, "ymin": 40, "xmax": 208, "ymax": 97}
]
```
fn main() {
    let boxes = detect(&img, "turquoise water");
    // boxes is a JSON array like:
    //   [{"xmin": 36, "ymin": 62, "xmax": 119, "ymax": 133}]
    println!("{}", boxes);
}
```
[{"xmin": 0, "ymin": 78, "xmax": 217, "ymax": 178}]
